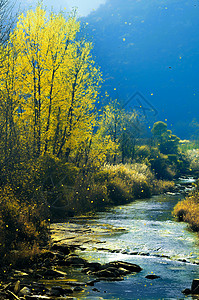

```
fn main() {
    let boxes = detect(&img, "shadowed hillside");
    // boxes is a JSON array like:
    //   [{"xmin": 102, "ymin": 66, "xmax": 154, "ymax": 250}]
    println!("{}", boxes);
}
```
[{"xmin": 84, "ymin": 0, "xmax": 199, "ymax": 137}]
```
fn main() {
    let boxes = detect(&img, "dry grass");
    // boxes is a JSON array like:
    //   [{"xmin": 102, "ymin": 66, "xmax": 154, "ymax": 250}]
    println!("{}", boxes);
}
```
[
  {"xmin": 0, "ymin": 185, "xmax": 49, "ymax": 263},
  {"xmin": 104, "ymin": 163, "xmax": 154, "ymax": 183},
  {"xmin": 153, "ymin": 179, "xmax": 175, "ymax": 194},
  {"xmin": 100, "ymin": 163, "xmax": 173, "ymax": 203},
  {"xmin": 173, "ymin": 191, "xmax": 199, "ymax": 231}
]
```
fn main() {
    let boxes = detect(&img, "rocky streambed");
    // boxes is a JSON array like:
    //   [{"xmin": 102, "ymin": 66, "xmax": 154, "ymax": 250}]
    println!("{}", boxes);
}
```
[
  {"xmin": 1, "ymin": 217, "xmax": 199, "ymax": 300},
  {"xmin": 1, "ymin": 177, "xmax": 199, "ymax": 300},
  {"xmin": 0, "ymin": 223, "xmax": 144, "ymax": 300}
]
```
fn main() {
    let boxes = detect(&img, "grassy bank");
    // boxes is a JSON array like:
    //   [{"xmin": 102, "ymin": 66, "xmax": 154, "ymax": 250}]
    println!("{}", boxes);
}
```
[
  {"xmin": 0, "ymin": 156, "xmax": 175, "ymax": 266},
  {"xmin": 173, "ymin": 148, "xmax": 199, "ymax": 232},
  {"xmin": 173, "ymin": 187, "xmax": 199, "ymax": 232},
  {"xmin": 53, "ymin": 162, "xmax": 175, "ymax": 216}
]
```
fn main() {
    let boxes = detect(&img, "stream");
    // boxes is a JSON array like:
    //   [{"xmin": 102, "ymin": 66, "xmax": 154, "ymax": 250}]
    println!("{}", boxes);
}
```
[
  {"xmin": 65, "ymin": 178, "xmax": 199, "ymax": 300},
  {"xmin": 50, "ymin": 179, "xmax": 199, "ymax": 300}
]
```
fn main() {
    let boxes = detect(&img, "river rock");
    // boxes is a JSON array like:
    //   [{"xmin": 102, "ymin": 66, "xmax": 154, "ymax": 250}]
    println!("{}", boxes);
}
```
[
  {"xmin": 14, "ymin": 280, "xmax": 20, "ymax": 294},
  {"xmin": 117, "ymin": 267, "xmax": 132, "ymax": 275},
  {"xmin": 73, "ymin": 286, "xmax": 84, "ymax": 292},
  {"xmin": 145, "ymin": 274, "xmax": 160, "ymax": 279},
  {"xmin": 62, "ymin": 281, "xmax": 86, "ymax": 287},
  {"xmin": 31, "ymin": 283, "xmax": 49, "ymax": 294},
  {"xmin": 48, "ymin": 286, "xmax": 73, "ymax": 296},
  {"xmin": 13, "ymin": 270, "xmax": 29, "ymax": 277},
  {"xmin": 26, "ymin": 296, "xmax": 52, "ymax": 300},
  {"xmin": 191, "ymin": 279, "xmax": 199, "ymax": 294},
  {"xmin": 83, "ymin": 260, "xmax": 142, "ymax": 280},
  {"xmin": 94, "ymin": 267, "xmax": 121, "ymax": 278},
  {"xmin": 92, "ymin": 288, "xmax": 100, "ymax": 292},
  {"xmin": 64, "ymin": 255, "xmax": 88, "ymax": 266},
  {"xmin": 182, "ymin": 288, "xmax": 191, "ymax": 295},
  {"xmin": 51, "ymin": 244, "xmax": 70, "ymax": 255},
  {"xmin": 18, "ymin": 286, "xmax": 31, "ymax": 296},
  {"xmin": 107, "ymin": 261, "xmax": 142, "ymax": 273},
  {"xmin": 87, "ymin": 280, "xmax": 99, "ymax": 286},
  {"xmin": 85, "ymin": 262, "xmax": 101, "ymax": 271},
  {"xmin": 43, "ymin": 268, "xmax": 67, "ymax": 278}
]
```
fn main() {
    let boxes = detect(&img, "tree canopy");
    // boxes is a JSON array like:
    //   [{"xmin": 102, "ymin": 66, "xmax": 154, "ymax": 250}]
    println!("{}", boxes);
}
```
[{"xmin": 0, "ymin": 6, "xmax": 115, "ymax": 166}]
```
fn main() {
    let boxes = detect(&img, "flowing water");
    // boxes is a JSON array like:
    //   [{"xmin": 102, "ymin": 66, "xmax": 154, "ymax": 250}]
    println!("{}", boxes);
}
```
[{"xmin": 66, "ymin": 180, "xmax": 199, "ymax": 300}]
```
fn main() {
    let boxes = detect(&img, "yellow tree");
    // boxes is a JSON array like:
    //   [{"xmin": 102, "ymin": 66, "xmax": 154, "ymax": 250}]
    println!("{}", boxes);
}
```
[
  {"xmin": 0, "ymin": 44, "xmax": 19, "ymax": 165},
  {"xmin": 0, "ymin": 6, "xmax": 102, "ymax": 160}
]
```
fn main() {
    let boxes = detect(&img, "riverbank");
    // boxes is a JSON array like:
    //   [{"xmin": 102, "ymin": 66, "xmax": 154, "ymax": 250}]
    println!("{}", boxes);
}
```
[
  {"xmin": 173, "ymin": 187, "xmax": 199, "ymax": 232},
  {"xmin": 1, "ymin": 190, "xmax": 199, "ymax": 300},
  {"xmin": 0, "ymin": 222, "xmax": 143, "ymax": 300},
  {"xmin": 0, "ymin": 176, "xmax": 197, "ymax": 300}
]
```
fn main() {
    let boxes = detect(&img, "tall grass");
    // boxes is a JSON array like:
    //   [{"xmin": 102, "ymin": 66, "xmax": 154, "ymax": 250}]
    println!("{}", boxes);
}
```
[
  {"xmin": 0, "ymin": 185, "xmax": 49, "ymax": 264},
  {"xmin": 173, "ymin": 190, "xmax": 199, "ymax": 231},
  {"xmin": 92, "ymin": 163, "xmax": 174, "ymax": 205}
]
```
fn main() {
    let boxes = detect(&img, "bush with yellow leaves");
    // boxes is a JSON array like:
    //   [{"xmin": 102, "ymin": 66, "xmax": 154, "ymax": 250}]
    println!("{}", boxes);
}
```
[{"xmin": 173, "ymin": 187, "xmax": 199, "ymax": 231}]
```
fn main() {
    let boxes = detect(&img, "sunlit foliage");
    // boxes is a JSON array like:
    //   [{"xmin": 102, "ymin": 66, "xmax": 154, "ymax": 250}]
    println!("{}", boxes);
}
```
[
  {"xmin": 173, "ymin": 185, "xmax": 199, "ymax": 232},
  {"xmin": 151, "ymin": 121, "xmax": 180, "ymax": 155},
  {"xmin": 0, "ymin": 5, "xmax": 116, "ymax": 261},
  {"xmin": 0, "ymin": 6, "xmax": 103, "ymax": 162}
]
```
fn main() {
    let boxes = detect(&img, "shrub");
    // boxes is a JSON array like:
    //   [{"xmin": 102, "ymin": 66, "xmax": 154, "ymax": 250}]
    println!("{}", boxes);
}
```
[
  {"xmin": 187, "ymin": 149, "xmax": 199, "ymax": 174},
  {"xmin": 0, "ymin": 186, "xmax": 49, "ymax": 262},
  {"xmin": 135, "ymin": 145, "xmax": 151, "ymax": 162},
  {"xmin": 152, "ymin": 180, "xmax": 175, "ymax": 194},
  {"xmin": 72, "ymin": 180, "xmax": 109, "ymax": 213},
  {"xmin": 173, "ymin": 190, "xmax": 199, "ymax": 231},
  {"xmin": 149, "ymin": 147, "xmax": 176, "ymax": 179},
  {"xmin": 107, "ymin": 178, "xmax": 132, "ymax": 205},
  {"xmin": 28, "ymin": 155, "xmax": 80, "ymax": 220}
]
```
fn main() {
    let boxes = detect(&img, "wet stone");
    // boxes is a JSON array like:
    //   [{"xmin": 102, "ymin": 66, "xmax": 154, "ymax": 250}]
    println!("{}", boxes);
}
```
[
  {"xmin": 64, "ymin": 255, "xmax": 88, "ymax": 266},
  {"xmin": 191, "ymin": 279, "xmax": 199, "ymax": 294},
  {"xmin": 19, "ymin": 286, "xmax": 31, "ymax": 296},
  {"xmin": 31, "ymin": 283, "xmax": 49, "ymax": 294},
  {"xmin": 107, "ymin": 261, "xmax": 142, "ymax": 273},
  {"xmin": 86, "ymin": 280, "xmax": 99, "ymax": 286},
  {"xmin": 42, "ymin": 269, "xmax": 67, "ymax": 278},
  {"xmin": 51, "ymin": 244, "xmax": 71, "ymax": 255},
  {"xmin": 85, "ymin": 262, "xmax": 101, "ymax": 271},
  {"xmin": 92, "ymin": 288, "xmax": 100, "ymax": 292},
  {"xmin": 48, "ymin": 286, "xmax": 73, "ymax": 296},
  {"xmin": 73, "ymin": 286, "xmax": 84, "ymax": 292},
  {"xmin": 62, "ymin": 281, "xmax": 86, "ymax": 287},
  {"xmin": 26, "ymin": 296, "xmax": 52, "ymax": 300},
  {"xmin": 182, "ymin": 288, "xmax": 191, "ymax": 295},
  {"xmin": 145, "ymin": 274, "xmax": 160, "ymax": 279}
]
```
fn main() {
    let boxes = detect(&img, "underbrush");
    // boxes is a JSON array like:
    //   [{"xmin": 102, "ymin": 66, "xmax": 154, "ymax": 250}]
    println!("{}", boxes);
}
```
[
  {"xmin": 90, "ymin": 163, "xmax": 174, "ymax": 207},
  {"xmin": 59, "ymin": 162, "xmax": 175, "ymax": 214},
  {"xmin": 0, "ymin": 185, "xmax": 49, "ymax": 265},
  {"xmin": 103, "ymin": 163, "xmax": 153, "ymax": 201},
  {"xmin": 152, "ymin": 179, "xmax": 175, "ymax": 194},
  {"xmin": 0, "ymin": 156, "xmax": 176, "ymax": 264}
]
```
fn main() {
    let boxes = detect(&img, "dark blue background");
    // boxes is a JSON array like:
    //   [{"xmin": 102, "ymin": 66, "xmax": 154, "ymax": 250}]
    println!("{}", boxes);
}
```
[{"xmin": 84, "ymin": 0, "xmax": 199, "ymax": 137}]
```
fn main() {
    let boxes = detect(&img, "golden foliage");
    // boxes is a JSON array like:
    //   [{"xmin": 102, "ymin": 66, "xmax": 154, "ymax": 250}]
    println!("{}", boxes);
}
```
[
  {"xmin": 173, "ymin": 191, "xmax": 199, "ymax": 231},
  {"xmin": 0, "ymin": 6, "xmax": 104, "ymax": 161}
]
